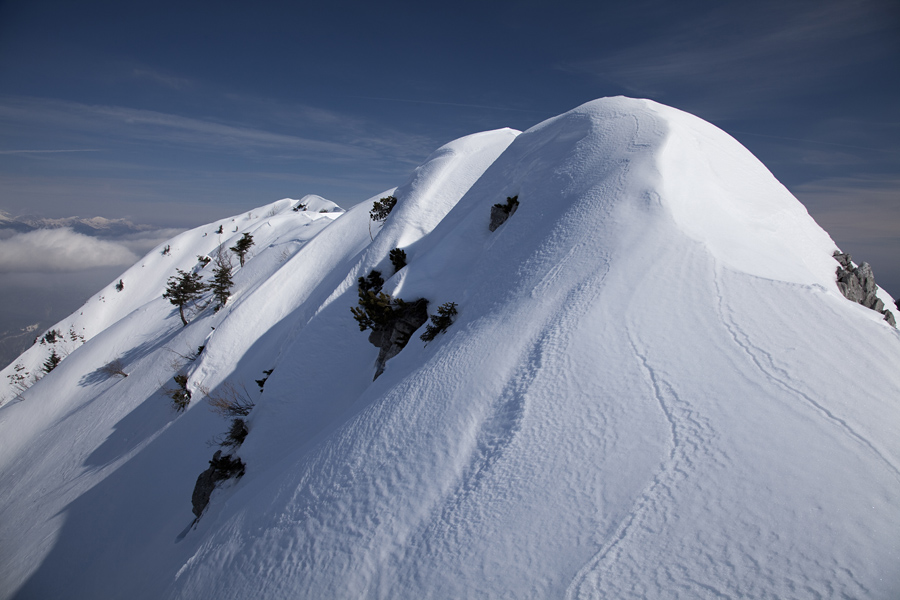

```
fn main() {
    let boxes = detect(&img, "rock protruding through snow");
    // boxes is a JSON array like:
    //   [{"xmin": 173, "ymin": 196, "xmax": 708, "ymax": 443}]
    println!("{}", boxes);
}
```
[
  {"xmin": 370, "ymin": 298, "xmax": 429, "ymax": 379},
  {"xmin": 834, "ymin": 252, "xmax": 895, "ymax": 326},
  {"xmin": 488, "ymin": 195, "xmax": 519, "ymax": 232},
  {"xmin": 191, "ymin": 451, "xmax": 246, "ymax": 518}
]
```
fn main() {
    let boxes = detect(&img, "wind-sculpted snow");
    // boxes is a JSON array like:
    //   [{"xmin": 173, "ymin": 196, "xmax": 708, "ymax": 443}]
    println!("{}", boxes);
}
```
[{"xmin": 0, "ymin": 98, "xmax": 898, "ymax": 600}]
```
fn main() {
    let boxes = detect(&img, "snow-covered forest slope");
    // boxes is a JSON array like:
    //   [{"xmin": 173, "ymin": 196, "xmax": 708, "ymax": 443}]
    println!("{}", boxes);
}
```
[{"xmin": 0, "ymin": 97, "xmax": 897, "ymax": 599}]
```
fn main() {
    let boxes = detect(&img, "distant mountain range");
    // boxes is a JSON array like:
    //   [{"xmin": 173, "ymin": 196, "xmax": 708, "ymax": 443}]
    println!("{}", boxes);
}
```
[{"xmin": 0, "ymin": 210, "xmax": 155, "ymax": 237}]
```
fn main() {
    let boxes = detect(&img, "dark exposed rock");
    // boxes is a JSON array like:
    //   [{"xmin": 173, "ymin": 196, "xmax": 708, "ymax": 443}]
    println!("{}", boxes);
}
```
[
  {"xmin": 833, "ymin": 252, "xmax": 895, "ymax": 327},
  {"xmin": 350, "ymin": 269, "xmax": 429, "ymax": 379},
  {"xmin": 191, "ymin": 450, "xmax": 246, "ymax": 518},
  {"xmin": 370, "ymin": 299, "xmax": 429, "ymax": 379},
  {"xmin": 489, "ymin": 196, "xmax": 519, "ymax": 232}
]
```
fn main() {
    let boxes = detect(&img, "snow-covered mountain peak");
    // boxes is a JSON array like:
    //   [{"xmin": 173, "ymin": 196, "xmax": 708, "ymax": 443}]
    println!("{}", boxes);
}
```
[{"xmin": 0, "ymin": 97, "xmax": 897, "ymax": 600}]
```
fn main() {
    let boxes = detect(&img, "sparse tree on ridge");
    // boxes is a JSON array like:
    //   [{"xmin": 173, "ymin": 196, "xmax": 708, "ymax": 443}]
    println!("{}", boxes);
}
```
[
  {"xmin": 368, "ymin": 195, "xmax": 397, "ymax": 240},
  {"xmin": 163, "ymin": 269, "xmax": 207, "ymax": 326},
  {"xmin": 230, "ymin": 233, "xmax": 254, "ymax": 268},
  {"xmin": 210, "ymin": 250, "xmax": 234, "ymax": 308},
  {"xmin": 369, "ymin": 196, "xmax": 397, "ymax": 222}
]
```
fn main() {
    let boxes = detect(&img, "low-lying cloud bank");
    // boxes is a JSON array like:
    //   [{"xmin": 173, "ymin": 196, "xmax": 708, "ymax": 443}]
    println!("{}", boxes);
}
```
[{"xmin": 0, "ymin": 227, "xmax": 183, "ymax": 273}]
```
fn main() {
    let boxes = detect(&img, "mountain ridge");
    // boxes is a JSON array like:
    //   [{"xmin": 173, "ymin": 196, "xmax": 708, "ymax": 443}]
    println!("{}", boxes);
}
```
[
  {"xmin": 0, "ymin": 97, "xmax": 897, "ymax": 599},
  {"xmin": 0, "ymin": 210, "xmax": 156, "ymax": 237}
]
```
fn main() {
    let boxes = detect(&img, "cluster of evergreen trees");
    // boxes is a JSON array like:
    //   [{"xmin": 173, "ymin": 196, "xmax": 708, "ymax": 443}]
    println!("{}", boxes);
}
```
[
  {"xmin": 163, "ymin": 233, "xmax": 254, "ymax": 326},
  {"xmin": 351, "ymin": 195, "xmax": 461, "ymax": 377}
]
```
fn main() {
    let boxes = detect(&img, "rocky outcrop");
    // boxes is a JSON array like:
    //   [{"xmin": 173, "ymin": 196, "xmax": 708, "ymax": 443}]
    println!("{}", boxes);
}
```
[
  {"xmin": 489, "ymin": 196, "xmax": 519, "ymax": 232},
  {"xmin": 370, "ymin": 299, "xmax": 429, "ymax": 379},
  {"xmin": 834, "ymin": 252, "xmax": 895, "ymax": 326},
  {"xmin": 191, "ymin": 450, "xmax": 246, "ymax": 518}
]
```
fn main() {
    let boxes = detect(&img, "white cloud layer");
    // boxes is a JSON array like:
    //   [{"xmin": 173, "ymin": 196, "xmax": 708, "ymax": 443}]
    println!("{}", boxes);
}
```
[{"xmin": 0, "ymin": 228, "xmax": 140, "ymax": 273}]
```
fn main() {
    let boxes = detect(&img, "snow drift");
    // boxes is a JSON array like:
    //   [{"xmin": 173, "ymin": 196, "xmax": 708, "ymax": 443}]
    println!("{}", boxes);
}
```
[{"xmin": 0, "ymin": 97, "xmax": 898, "ymax": 599}]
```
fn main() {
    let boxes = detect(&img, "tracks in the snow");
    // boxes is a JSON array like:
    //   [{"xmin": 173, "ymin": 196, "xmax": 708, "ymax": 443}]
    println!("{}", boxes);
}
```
[
  {"xmin": 712, "ymin": 272, "xmax": 900, "ymax": 483},
  {"xmin": 565, "ymin": 325, "xmax": 720, "ymax": 599}
]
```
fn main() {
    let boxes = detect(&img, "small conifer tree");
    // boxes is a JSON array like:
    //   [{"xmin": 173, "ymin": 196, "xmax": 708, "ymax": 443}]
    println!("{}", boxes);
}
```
[
  {"xmin": 43, "ymin": 349, "xmax": 62, "ymax": 373},
  {"xmin": 368, "ymin": 195, "xmax": 397, "ymax": 239},
  {"xmin": 167, "ymin": 373, "xmax": 192, "ymax": 412},
  {"xmin": 210, "ymin": 250, "xmax": 234, "ymax": 307},
  {"xmin": 163, "ymin": 269, "xmax": 207, "ymax": 326},
  {"xmin": 350, "ymin": 271, "xmax": 394, "ymax": 331},
  {"xmin": 40, "ymin": 329, "xmax": 62, "ymax": 345},
  {"xmin": 389, "ymin": 248, "xmax": 407, "ymax": 273},
  {"xmin": 230, "ymin": 233, "xmax": 254, "ymax": 267},
  {"xmin": 115, "ymin": 279, "xmax": 124, "ymax": 292},
  {"xmin": 420, "ymin": 302, "xmax": 458, "ymax": 342},
  {"xmin": 370, "ymin": 196, "xmax": 397, "ymax": 222}
]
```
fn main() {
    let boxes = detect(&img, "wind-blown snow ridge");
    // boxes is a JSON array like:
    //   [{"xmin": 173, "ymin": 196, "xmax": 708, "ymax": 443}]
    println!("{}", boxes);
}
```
[{"xmin": 0, "ymin": 97, "xmax": 898, "ymax": 600}]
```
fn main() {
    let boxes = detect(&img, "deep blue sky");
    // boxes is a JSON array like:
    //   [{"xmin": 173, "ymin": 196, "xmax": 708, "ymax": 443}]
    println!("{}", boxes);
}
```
[{"xmin": 1, "ymin": 0, "xmax": 899, "ymax": 289}]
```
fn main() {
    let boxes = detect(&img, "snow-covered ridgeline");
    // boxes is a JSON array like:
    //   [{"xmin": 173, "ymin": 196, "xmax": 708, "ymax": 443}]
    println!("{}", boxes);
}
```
[{"xmin": 0, "ymin": 98, "xmax": 897, "ymax": 600}]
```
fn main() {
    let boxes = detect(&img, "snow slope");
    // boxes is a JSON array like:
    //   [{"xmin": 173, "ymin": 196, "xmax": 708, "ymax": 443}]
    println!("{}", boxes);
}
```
[{"xmin": 0, "ymin": 98, "xmax": 898, "ymax": 599}]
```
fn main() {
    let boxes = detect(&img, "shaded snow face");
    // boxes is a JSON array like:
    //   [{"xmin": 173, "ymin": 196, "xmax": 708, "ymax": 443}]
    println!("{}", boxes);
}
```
[
  {"xmin": 1, "ymin": 98, "xmax": 898, "ymax": 600},
  {"xmin": 651, "ymin": 101, "xmax": 840, "ymax": 287}
]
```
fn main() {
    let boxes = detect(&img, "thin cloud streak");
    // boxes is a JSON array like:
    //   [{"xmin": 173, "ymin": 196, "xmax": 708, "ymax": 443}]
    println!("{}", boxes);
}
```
[
  {"xmin": 353, "ymin": 95, "xmax": 541, "ymax": 114},
  {"xmin": 0, "ymin": 149, "xmax": 102, "ymax": 154},
  {"xmin": 131, "ymin": 68, "xmax": 195, "ymax": 90},
  {"xmin": 0, "ymin": 96, "xmax": 375, "ymax": 160},
  {"xmin": 728, "ymin": 131, "xmax": 900, "ymax": 155},
  {"xmin": 0, "ymin": 93, "xmax": 444, "ymax": 170}
]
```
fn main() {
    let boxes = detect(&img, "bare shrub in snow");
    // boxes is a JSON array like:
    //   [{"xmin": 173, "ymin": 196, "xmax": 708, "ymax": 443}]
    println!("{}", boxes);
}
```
[
  {"xmin": 6, "ymin": 363, "xmax": 37, "ymax": 398},
  {"xmin": 209, "ymin": 418, "xmax": 249, "ymax": 448},
  {"xmin": 202, "ymin": 381, "xmax": 255, "ymax": 417},
  {"xmin": 165, "ymin": 344, "xmax": 201, "ymax": 371},
  {"xmin": 99, "ymin": 358, "xmax": 128, "ymax": 378}
]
